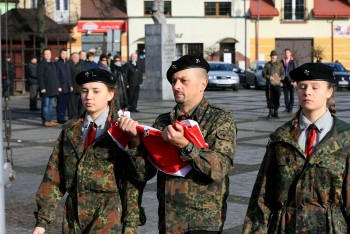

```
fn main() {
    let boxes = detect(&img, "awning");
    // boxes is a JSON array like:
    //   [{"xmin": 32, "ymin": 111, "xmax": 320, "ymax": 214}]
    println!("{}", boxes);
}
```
[
  {"xmin": 312, "ymin": 0, "xmax": 350, "ymax": 18},
  {"xmin": 249, "ymin": 0, "xmax": 279, "ymax": 18}
]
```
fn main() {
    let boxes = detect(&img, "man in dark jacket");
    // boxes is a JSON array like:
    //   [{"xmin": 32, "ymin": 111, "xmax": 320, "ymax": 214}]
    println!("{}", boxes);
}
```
[
  {"xmin": 124, "ymin": 53, "xmax": 143, "ymax": 112},
  {"xmin": 281, "ymin": 48, "xmax": 297, "ymax": 113},
  {"xmin": 37, "ymin": 48, "xmax": 60, "ymax": 127},
  {"xmin": 2, "ymin": 55, "xmax": 16, "ymax": 96},
  {"xmin": 68, "ymin": 52, "xmax": 85, "ymax": 119},
  {"xmin": 25, "ymin": 55, "xmax": 39, "ymax": 111},
  {"xmin": 55, "ymin": 48, "xmax": 73, "ymax": 124}
]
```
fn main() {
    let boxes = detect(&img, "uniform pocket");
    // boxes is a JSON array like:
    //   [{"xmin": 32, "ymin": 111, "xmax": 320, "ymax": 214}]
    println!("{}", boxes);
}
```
[{"xmin": 326, "ymin": 204, "xmax": 347, "ymax": 233}]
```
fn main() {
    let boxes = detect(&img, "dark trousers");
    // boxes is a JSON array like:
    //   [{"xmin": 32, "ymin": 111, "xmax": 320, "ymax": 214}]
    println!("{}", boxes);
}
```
[
  {"xmin": 266, "ymin": 84, "xmax": 281, "ymax": 109},
  {"xmin": 68, "ymin": 93, "xmax": 83, "ymax": 119},
  {"xmin": 56, "ymin": 93, "xmax": 70, "ymax": 121},
  {"xmin": 283, "ymin": 82, "xmax": 294, "ymax": 111},
  {"xmin": 9, "ymin": 79, "xmax": 14, "ymax": 95},
  {"xmin": 29, "ymin": 83, "xmax": 39, "ymax": 110},
  {"xmin": 127, "ymin": 85, "xmax": 140, "ymax": 111}
]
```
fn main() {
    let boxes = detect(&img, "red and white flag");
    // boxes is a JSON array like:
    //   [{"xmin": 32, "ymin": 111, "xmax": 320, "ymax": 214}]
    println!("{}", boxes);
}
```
[{"xmin": 107, "ymin": 113, "xmax": 208, "ymax": 177}]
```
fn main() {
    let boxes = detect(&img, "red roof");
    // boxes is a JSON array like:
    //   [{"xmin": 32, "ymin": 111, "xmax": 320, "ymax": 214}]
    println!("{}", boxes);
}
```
[
  {"xmin": 312, "ymin": 0, "xmax": 350, "ymax": 18},
  {"xmin": 249, "ymin": 0, "xmax": 279, "ymax": 18}
]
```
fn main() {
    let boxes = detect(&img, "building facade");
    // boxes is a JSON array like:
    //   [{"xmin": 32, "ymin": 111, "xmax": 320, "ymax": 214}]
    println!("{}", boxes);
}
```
[
  {"xmin": 249, "ymin": 0, "xmax": 350, "ymax": 68},
  {"xmin": 11, "ymin": 0, "xmax": 350, "ymax": 69},
  {"xmin": 126, "ymin": 0, "xmax": 248, "ymax": 67}
]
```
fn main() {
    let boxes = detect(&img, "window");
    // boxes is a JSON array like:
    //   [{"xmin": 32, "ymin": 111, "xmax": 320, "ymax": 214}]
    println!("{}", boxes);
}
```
[
  {"xmin": 30, "ymin": 0, "xmax": 37, "ymax": 8},
  {"xmin": 284, "ymin": 0, "xmax": 305, "ymax": 20},
  {"xmin": 176, "ymin": 44, "xmax": 203, "ymax": 58},
  {"xmin": 205, "ymin": 2, "xmax": 231, "ymax": 16},
  {"xmin": 56, "ymin": 0, "xmax": 68, "ymax": 11},
  {"xmin": 144, "ymin": 1, "xmax": 172, "ymax": 16}
]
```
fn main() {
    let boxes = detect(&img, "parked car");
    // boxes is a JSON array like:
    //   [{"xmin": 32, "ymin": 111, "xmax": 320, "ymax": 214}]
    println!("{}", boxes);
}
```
[
  {"xmin": 323, "ymin": 62, "xmax": 350, "ymax": 90},
  {"xmin": 207, "ymin": 61, "xmax": 240, "ymax": 91},
  {"xmin": 232, "ymin": 64, "xmax": 247, "ymax": 85},
  {"xmin": 245, "ymin": 61, "xmax": 267, "ymax": 89}
]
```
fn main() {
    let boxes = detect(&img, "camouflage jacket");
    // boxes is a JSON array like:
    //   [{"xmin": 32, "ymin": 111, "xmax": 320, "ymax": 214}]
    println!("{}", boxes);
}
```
[
  {"xmin": 243, "ymin": 117, "xmax": 350, "ymax": 234},
  {"xmin": 34, "ymin": 112, "xmax": 150, "ymax": 233},
  {"xmin": 152, "ymin": 97, "xmax": 236, "ymax": 233},
  {"xmin": 262, "ymin": 61, "xmax": 285, "ymax": 86}
]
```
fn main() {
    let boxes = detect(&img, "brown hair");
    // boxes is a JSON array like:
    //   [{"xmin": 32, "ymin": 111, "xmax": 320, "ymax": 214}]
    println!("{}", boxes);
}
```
[{"xmin": 290, "ymin": 83, "xmax": 336, "ymax": 140}]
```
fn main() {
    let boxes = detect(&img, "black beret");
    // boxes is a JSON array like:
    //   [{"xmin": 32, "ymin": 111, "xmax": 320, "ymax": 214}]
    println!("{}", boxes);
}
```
[
  {"xmin": 166, "ymin": 55, "xmax": 210, "ymax": 82},
  {"xmin": 289, "ymin": 62, "xmax": 336, "ymax": 83},
  {"xmin": 76, "ymin": 68, "xmax": 116, "ymax": 86}
]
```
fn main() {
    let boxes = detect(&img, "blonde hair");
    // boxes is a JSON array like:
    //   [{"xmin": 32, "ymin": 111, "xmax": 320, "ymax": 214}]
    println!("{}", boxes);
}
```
[{"xmin": 290, "ymin": 83, "xmax": 336, "ymax": 140}]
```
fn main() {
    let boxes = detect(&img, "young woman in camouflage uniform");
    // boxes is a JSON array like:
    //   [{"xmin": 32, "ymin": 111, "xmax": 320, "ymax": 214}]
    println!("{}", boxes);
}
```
[
  {"xmin": 33, "ymin": 68, "xmax": 153, "ymax": 234},
  {"xmin": 243, "ymin": 63, "xmax": 350, "ymax": 233}
]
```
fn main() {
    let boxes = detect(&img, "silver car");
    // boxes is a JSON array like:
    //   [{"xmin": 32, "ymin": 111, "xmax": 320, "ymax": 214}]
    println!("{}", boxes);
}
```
[{"xmin": 207, "ymin": 61, "xmax": 240, "ymax": 91}]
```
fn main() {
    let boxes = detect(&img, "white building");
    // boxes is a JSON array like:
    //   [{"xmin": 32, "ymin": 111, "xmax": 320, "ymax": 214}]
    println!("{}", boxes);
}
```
[{"xmin": 126, "ymin": 0, "xmax": 249, "ymax": 68}]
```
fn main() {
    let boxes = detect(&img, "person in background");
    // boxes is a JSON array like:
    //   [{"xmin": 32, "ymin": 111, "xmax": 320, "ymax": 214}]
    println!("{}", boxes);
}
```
[
  {"xmin": 124, "ymin": 53, "xmax": 143, "ymax": 113},
  {"xmin": 33, "ymin": 68, "xmax": 154, "ymax": 234},
  {"xmin": 55, "ymin": 48, "xmax": 73, "ymax": 124},
  {"xmin": 122, "ymin": 55, "xmax": 236, "ymax": 233},
  {"xmin": 26, "ymin": 55, "xmax": 39, "ymax": 111},
  {"xmin": 3, "ymin": 55, "xmax": 16, "ymax": 96},
  {"xmin": 111, "ymin": 54, "xmax": 128, "ymax": 110},
  {"xmin": 243, "ymin": 63, "xmax": 350, "ymax": 233},
  {"xmin": 262, "ymin": 50, "xmax": 285, "ymax": 118},
  {"xmin": 37, "ymin": 48, "xmax": 60, "ymax": 127},
  {"xmin": 85, "ymin": 52, "xmax": 99, "ymax": 70},
  {"xmin": 281, "ymin": 48, "xmax": 297, "ymax": 113},
  {"xmin": 68, "ymin": 52, "xmax": 85, "ymax": 119},
  {"xmin": 98, "ymin": 54, "xmax": 111, "ymax": 72},
  {"xmin": 79, "ymin": 50, "xmax": 87, "ymax": 66},
  {"xmin": 107, "ymin": 53, "xmax": 113, "ymax": 66}
]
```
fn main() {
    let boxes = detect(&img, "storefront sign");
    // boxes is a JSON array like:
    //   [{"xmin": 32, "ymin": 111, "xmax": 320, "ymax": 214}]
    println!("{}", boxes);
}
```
[{"xmin": 78, "ymin": 21, "xmax": 126, "ymax": 33}]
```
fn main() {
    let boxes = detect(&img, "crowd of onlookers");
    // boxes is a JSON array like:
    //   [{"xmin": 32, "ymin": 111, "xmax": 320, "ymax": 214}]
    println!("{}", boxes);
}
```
[{"xmin": 9, "ymin": 48, "xmax": 143, "ymax": 127}]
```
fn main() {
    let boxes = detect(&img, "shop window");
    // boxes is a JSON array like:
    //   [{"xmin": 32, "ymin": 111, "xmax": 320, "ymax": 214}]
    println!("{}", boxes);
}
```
[
  {"xmin": 284, "ymin": 0, "xmax": 305, "ymax": 20},
  {"xmin": 144, "ymin": 1, "xmax": 172, "ymax": 16},
  {"xmin": 205, "ymin": 2, "xmax": 231, "ymax": 16},
  {"xmin": 176, "ymin": 43, "xmax": 204, "ymax": 58}
]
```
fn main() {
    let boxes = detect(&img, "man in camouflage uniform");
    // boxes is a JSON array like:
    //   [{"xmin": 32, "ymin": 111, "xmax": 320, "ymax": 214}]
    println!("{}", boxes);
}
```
[
  {"xmin": 262, "ymin": 50, "xmax": 285, "ymax": 118},
  {"xmin": 140, "ymin": 55, "xmax": 236, "ymax": 233},
  {"xmin": 33, "ymin": 69, "xmax": 153, "ymax": 233},
  {"xmin": 243, "ymin": 63, "xmax": 350, "ymax": 233}
]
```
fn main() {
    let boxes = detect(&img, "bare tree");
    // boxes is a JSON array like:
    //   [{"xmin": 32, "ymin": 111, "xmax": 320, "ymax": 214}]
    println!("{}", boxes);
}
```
[{"xmin": 204, "ymin": 44, "xmax": 221, "ymax": 61}]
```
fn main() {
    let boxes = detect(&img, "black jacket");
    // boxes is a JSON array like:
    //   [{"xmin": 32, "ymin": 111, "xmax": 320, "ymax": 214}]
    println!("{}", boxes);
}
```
[
  {"xmin": 37, "ymin": 60, "xmax": 59, "ymax": 97},
  {"xmin": 56, "ymin": 58, "xmax": 72, "ymax": 94},
  {"xmin": 69, "ymin": 60, "xmax": 85, "ymax": 94},
  {"xmin": 124, "ymin": 61, "xmax": 143, "ymax": 86},
  {"xmin": 25, "ymin": 62, "xmax": 38, "ymax": 85},
  {"xmin": 281, "ymin": 56, "xmax": 297, "ymax": 83}
]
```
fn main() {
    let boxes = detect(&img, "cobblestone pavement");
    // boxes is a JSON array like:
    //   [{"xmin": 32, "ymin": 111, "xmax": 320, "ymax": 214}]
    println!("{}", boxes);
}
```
[{"xmin": 4, "ymin": 88, "xmax": 350, "ymax": 233}]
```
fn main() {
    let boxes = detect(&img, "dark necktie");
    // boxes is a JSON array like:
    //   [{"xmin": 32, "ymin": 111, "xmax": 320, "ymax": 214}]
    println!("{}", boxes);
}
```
[
  {"xmin": 305, "ymin": 124, "xmax": 317, "ymax": 158},
  {"xmin": 177, "ymin": 113, "xmax": 190, "ymax": 121},
  {"xmin": 84, "ymin": 122, "xmax": 97, "ymax": 150}
]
